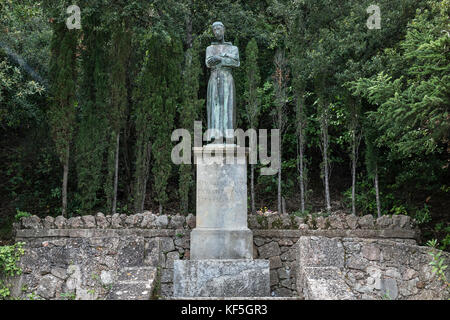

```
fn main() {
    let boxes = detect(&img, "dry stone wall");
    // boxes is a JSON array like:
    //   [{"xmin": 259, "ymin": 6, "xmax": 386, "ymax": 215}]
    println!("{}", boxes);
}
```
[
  {"xmin": 296, "ymin": 236, "xmax": 450, "ymax": 300},
  {"xmin": 9, "ymin": 212, "xmax": 446, "ymax": 300}
]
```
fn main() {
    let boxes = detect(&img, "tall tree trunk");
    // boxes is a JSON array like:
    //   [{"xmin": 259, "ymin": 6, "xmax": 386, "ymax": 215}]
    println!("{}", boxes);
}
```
[
  {"xmin": 321, "ymin": 101, "xmax": 331, "ymax": 213},
  {"xmin": 251, "ymin": 163, "xmax": 255, "ymax": 214},
  {"xmin": 351, "ymin": 128, "xmax": 356, "ymax": 216},
  {"xmin": 374, "ymin": 164, "xmax": 381, "ymax": 218},
  {"xmin": 299, "ymin": 133, "xmax": 305, "ymax": 213},
  {"xmin": 278, "ymin": 113, "xmax": 282, "ymax": 214},
  {"xmin": 139, "ymin": 141, "xmax": 152, "ymax": 213},
  {"xmin": 112, "ymin": 132, "xmax": 120, "ymax": 214},
  {"xmin": 62, "ymin": 145, "xmax": 70, "ymax": 217},
  {"xmin": 186, "ymin": 7, "xmax": 193, "ymax": 49},
  {"xmin": 299, "ymin": 132, "xmax": 305, "ymax": 213},
  {"xmin": 296, "ymin": 92, "xmax": 306, "ymax": 214}
]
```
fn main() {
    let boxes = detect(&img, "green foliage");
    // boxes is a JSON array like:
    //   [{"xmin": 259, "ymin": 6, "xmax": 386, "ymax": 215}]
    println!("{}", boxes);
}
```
[
  {"xmin": 343, "ymin": 178, "xmax": 378, "ymax": 216},
  {"xmin": 0, "ymin": 242, "xmax": 25, "ymax": 299},
  {"xmin": 244, "ymin": 38, "xmax": 262, "ymax": 128},
  {"xmin": 105, "ymin": 22, "xmax": 131, "ymax": 213},
  {"xmin": 414, "ymin": 204, "xmax": 432, "ymax": 225},
  {"xmin": 0, "ymin": 56, "xmax": 45, "ymax": 128},
  {"xmin": 14, "ymin": 209, "xmax": 31, "ymax": 221},
  {"xmin": 134, "ymin": 32, "xmax": 183, "ymax": 212},
  {"xmin": 60, "ymin": 291, "xmax": 76, "ymax": 300},
  {"xmin": 427, "ymin": 239, "xmax": 449, "ymax": 285},
  {"xmin": 178, "ymin": 41, "xmax": 203, "ymax": 213},
  {"xmin": 75, "ymin": 14, "xmax": 110, "ymax": 213},
  {"xmin": 350, "ymin": 1, "xmax": 449, "ymax": 158}
]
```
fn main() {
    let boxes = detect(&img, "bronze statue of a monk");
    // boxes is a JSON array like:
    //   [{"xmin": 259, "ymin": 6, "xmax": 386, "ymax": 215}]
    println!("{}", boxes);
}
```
[{"xmin": 205, "ymin": 21, "xmax": 240, "ymax": 142}]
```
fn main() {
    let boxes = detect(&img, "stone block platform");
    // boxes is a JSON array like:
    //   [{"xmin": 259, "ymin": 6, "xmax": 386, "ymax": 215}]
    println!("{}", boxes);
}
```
[{"xmin": 173, "ymin": 260, "xmax": 270, "ymax": 297}]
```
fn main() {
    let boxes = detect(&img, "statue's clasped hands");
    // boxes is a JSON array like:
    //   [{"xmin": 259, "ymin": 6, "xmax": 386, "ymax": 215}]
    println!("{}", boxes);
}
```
[{"xmin": 207, "ymin": 55, "xmax": 222, "ymax": 66}]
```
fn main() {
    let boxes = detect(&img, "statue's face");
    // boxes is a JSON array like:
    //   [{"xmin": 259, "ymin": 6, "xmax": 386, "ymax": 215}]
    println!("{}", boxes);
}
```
[{"xmin": 212, "ymin": 25, "xmax": 225, "ymax": 41}]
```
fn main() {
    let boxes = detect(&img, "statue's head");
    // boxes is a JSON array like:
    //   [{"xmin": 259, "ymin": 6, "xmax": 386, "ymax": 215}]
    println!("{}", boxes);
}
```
[{"xmin": 212, "ymin": 21, "xmax": 225, "ymax": 41}]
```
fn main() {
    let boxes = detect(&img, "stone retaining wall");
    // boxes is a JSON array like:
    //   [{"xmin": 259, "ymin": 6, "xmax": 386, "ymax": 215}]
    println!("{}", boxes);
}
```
[
  {"xmin": 9, "ymin": 212, "xmax": 430, "ymax": 300},
  {"xmin": 297, "ymin": 236, "xmax": 450, "ymax": 300}
]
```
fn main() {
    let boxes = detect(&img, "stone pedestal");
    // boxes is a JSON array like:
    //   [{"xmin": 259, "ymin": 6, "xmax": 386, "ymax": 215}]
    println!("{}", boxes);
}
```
[
  {"xmin": 190, "ymin": 144, "xmax": 252, "ymax": 260},
  {"xmin": 173, "ymin": 260, "xmax": 270, "ymax": 297},
  {"xmin": 173, "ymin": 144, "xmax": 270, "ymax": 298}
]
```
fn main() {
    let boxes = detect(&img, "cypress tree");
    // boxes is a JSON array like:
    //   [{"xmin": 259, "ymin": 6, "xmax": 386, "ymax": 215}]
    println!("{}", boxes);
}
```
[
  {"xmin": 48, "ymin": 22, "xmax": 78, "ymax": 217},
  {"xmin": 134, "ymin": 33, "xmax": 183, "ymax": 213},
  {"xmin": 75, "ymin": 14, "xmax": 110, "ymax": 212},
  {"xmin": 105, "ymin": 22, "xmax": 130, "ymax": 214},
  {"xmin": 244, "ymin": 38, "xmax": 261, "ymax": 214},
  {"xmin": 179, "ymin": 41, "xmax": 203, "ymax": 214}
]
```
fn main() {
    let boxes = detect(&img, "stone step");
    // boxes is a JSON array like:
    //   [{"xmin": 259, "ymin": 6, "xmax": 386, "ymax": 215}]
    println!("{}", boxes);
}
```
[
  {"xmin": 167, "ymin": 297, "xmax": 303, "ymax": 300},
  {"xmin": 108, "ymin": 266, "xmax": 157, "ymax": 300}
]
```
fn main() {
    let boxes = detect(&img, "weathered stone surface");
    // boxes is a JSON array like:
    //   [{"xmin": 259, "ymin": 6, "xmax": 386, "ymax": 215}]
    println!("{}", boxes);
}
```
[
  {"xmin": 191, "ymin": 228, "xmax": 253, "ymax": 260},
  {"xmin": 297, "ymin": 236, "xmax": 450, "ymax": 300},
  {"xmin": 269, "ymin": 256, "xmax": 282, "ymax": 269},
  {"xmin": 376, "ymin": 216, "xmax": 392, "ymax": 229},
  {"xmin": 108, "ymin": 267, "xmax": 156, "ymax": 300},
  {"xmin": 140, "ymin": 212, "xmax": 156, "ymax": 229},
  {"xmin": 37, "ymin": 275, "xmax": 61, "ymax": 299},
  {"xmin": 300, "ymin": 267, "xmax": 356, "ymax": 300},
  {"xmin": 278, "ymin": 239, "xmax": 293, "ymax": 246},
  {"xmin": 328, "ymin": 215, "xmax": 347, "ymax": 229},
  {"xmin": 358, "ymin": 215, "xmax": 374, "ymax": 229},
  {"xmin": 248, "ymin": 215, "xmax": 260, "ymax": 229},
  {"xmin": 169, "ymin": 215, "xmax": 185, "ymax": 229},
  {"xmin": 160, "ymin": 237, "xmax": 175, "ymax": 253},
  {"xmin": 298, "ymin": 223, "xmax": 309, "ymax": 231},
  {"xmin": 67, "ymin": 216, "xmax": 84, "ymax": 229},
  {"xmin": 270, "ymin": 269, "xmax": 279, "ymax": 286},
  {"xmin": 21, "ymin": 215, "xmax": 42, "ymax": 230},
  {"xmin": 95, "ymin": 212, "xmax": 109, "ymax": 229},
  {"xmin": 274, "ymin": 287, "xmax": 293, "ymax": 297},
  {"xmin": 166, "ymin": 251, "xmax": 180, "ymax": 268},
  {"xmin": 82, "ymin": 215, "xmax": 96, "ymax": 229},
  {"xmin": 194, "ymin": 146, "xmax": 248, "ymax": 230},
  {"xmin": 42, "ymin": 216, "xmax": 55, "ymax": 229},
  {"xmin": 173, "ymin": 260, "xmax": 270, "ymax": 297},
  {"xmin": 118, "ymin": 236, "xmax": 145, "ymax": 267},
  {"xmin": 403, "ymin": 268, "xmax": 418, "ymax": 281},
  {"xmin": 51, "ymin": 267, "xmax": 67, "ymax": 280},
  {"xmin": 398, "ymin": 215, "xmax": 412, "ymax": 229},
  {"xmin": 186, "ymin": 213, "xmax": 196, "ymax": 229},
  {"xmin": 111, "ymin": 213, "xmax": 123, "ymax": 228},
  {"xmin": 54, "ymin": 216, "xmax": 66, "ymax": 229},
  {"xmin": 18, "ymin": 212, "xmax": 417, "ymax": 231},
  {"xmin": 254, "ymin": 237, "xmax": 265, "ymax": 247},
  {"xmin": 315, "ymin": 216, "xmax": 327, "ymax": 229},
  {"xmin": 155, "ymin": 215, "xmax": 169, "ymax": 229},
  {"xmin": 380, "ymin": 278, "xmax": 398, "ymax": 299},
  {"xmin": 100, "ymin": 270, "xmax": 115, "ymax": 286},
  {"xmin": 258, "ymin": 242, "xmax": 281, "ymax": 259},
  {"xmin": 361, "ymin": 244, "xmax": 381, "ymax": 261},
  {"xmin": 298, "ymin": 237, "xmax": 344, "ymax": 268},
  {"xmin": 278, "ymin": 268, "xmax": 289, "ymax": 280},
  {"xmin": 346, "ymin": 215, "xmax": 359, "ymax": 229},
  {"xmin": 125, "ymin": 214, "xmax": 142, "ymax": 228}
]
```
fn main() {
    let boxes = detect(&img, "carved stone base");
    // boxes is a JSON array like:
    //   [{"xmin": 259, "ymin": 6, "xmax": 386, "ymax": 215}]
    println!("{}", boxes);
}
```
[
  {"xmin": 173, "ymin": 260, "xmax": 270, "ymax": 297},
  {"xmin": 190, "ymin": 228, "xmax": 253, "ymax": 260}
]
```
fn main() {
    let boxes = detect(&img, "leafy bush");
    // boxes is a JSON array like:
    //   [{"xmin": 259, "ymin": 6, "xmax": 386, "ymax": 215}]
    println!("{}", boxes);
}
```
[
  {"xmin": 14, "ymin": 209, "xmax": 31, "ymax": 221},
  {"xmin": 0, "ymin": 242, "xmax": 25, "ymax": 299},
  {"xmin": 426, "ymin": 239, "xmax": 449, "ymax": 286}
]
